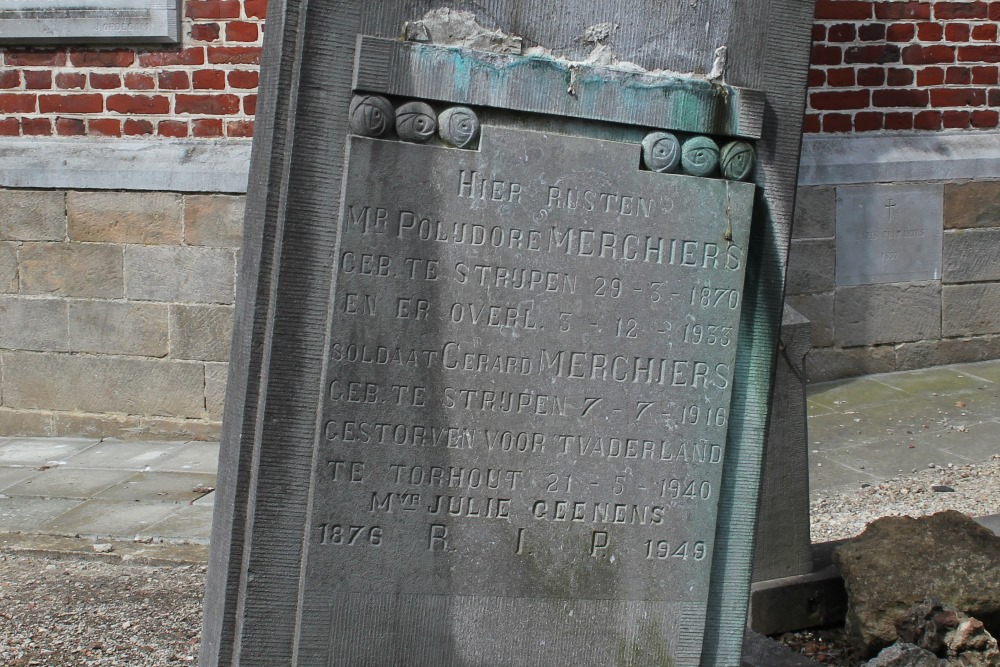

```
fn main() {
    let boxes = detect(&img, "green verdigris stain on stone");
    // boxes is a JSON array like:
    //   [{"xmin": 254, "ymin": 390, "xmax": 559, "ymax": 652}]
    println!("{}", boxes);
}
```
[
  {"xmin": 376, "ymin": 39, "xmax": 756, "ymax": 137},
  {"xmin": 617, "ymin": 621, "xmax": 675, "ymax": 667}
]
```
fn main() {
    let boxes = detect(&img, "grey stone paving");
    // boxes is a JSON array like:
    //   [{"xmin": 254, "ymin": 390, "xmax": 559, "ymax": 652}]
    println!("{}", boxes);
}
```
[{"xmin": 0, "ymin": 359, "xmax": 999, "ymax": 544}]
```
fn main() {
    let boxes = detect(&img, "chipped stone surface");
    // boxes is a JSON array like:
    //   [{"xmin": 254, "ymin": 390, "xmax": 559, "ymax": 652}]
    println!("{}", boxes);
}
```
[{"xmin": 404, "ymin": 9, "xmax": 523, "ymax": 54}]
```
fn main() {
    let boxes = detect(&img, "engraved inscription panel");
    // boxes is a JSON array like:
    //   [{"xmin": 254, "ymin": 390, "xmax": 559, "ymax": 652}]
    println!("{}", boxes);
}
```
[
  {"xmin": 836, "ymin": 183, "xmax": 944, "ymax": 286},
  {"xmin": 302, "ymin": 126, "xmax": 754, "ymax": 663}
]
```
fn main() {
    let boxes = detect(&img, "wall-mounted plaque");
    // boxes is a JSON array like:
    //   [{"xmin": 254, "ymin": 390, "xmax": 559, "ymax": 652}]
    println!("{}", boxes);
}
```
[
  {"xmin": 836, "ymin": 183, "xmax": 944, "ymax": 286},
  {"xmin": 0, "ymin": 0, "xmax": 180, "ymax": 44}
]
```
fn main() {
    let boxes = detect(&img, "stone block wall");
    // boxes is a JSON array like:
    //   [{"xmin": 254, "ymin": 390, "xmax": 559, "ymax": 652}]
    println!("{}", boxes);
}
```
[
  {"xmin": 787, "ymin": 178, "xmax": 1000, "ymax": 382},
  {"xmin": 0, "ymin": 187, "xmax": 241, "ymax": 439}
]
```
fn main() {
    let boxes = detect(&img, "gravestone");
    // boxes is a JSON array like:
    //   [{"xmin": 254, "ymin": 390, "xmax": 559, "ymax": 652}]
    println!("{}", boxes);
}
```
[
  {"xmin": 0, "ymin": 0, "xmax": 180, "ymax": 44},
  {"xmin": 202, "ymin": 3, "xmax": 816, "ymax": 666}
]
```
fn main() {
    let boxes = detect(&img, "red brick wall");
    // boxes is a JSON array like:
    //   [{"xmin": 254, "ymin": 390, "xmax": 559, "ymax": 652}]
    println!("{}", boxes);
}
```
[
  {"xmin": 0, "ymin": 0, "xmax": 263, "ymax": 138},
  {"xmin": 2, "ymin": 1, "xmax": 999, "ymax": 137},
  {"xmin": 806, "ymin": 0, "xmax": 1000, "ymax": 133}
]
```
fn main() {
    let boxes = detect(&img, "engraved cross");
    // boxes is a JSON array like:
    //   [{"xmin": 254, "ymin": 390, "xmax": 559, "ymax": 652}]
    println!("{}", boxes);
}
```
[{"xmin": 884, "ymin": 197, "xmax": 897, "ymax": 224}]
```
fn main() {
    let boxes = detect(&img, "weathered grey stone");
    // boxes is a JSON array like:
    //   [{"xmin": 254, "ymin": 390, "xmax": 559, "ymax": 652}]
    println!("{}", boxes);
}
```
[
  {"xmin": 169, "ymin": 304, "xmax": 233, "ymax": 361},
  {"xmin": 0, "ymin": 406, "xmax": 55, "ymax": 437},
  {"xmin": 942, "ymin": 284, "xmax": 1000, "ymax": 337},
  {"xmin": 943, "ymin": 229, "xmax": 1000, "ymax": 283},
  {"xmin": 753, "ymin": 306, "xmax": 812, "ymax": 582},
  {"xmin": 944, "ymin": 181, "xmax": 1000, "ymax": 230},
  {"xmin": 785, "ymin": 292, "xmax": 833, "ymax": 347},
  {"xmin": 0, "ymin": 189, "xmax": 65, "ymax": 241},
  {"xmin": 896, "ymin": 336, "xmax": 1000, "ymax": 372},
  {"xmin": 125, "ymin": 246, "xmax": 235, "ymax": 304},
  {"xmin": 835, "ymin": 184, "xmax": 943, "ymax": 287},
  {"xmin": 68, "ymin": 191, "xmax": 183, "ymax": 245},
  {"xmin": 18, "ymin": 241, "xmax": 123, "ymax": 298},
  {"xmin": 807, "ymin": 345, "xmax": 896, "ymax": 383},
  {"xmin": 0, "ymin": 241, "xmax": 17, "ymax": 293},
  {"xmin": 137, "ymin": 416, "xmax": 222, "ymax": 442},
  {"xmin": 51, "ymin": 412, "xmax": 142, "ymax": 440},
  {"xmin": 0, "ymin": 296, "xmax": 67, "ymax": 351},
  {"xmin": 205, "ymin": 362, "xmax": 227, "ymax": 422},
  {"xmin": 68, "ymin": 301, "xmax": 169, "ymax": 357},
  {"xmin": 833, "ymin": 511, "xmax": 1000, "ymax": 656},
  {"xmin": 834, "ymin": 282, "xmax": 940, "ymax": 347},
  {"xmin": 2, "ymin": 350, "xmax": 205, "ymax": 419},
  {"xmin": 793, "ymin": 186, "xmax": 836, "ymax": 239},
  {"xmin": 184, "ymin": 195, "xmax": 245, "ymax": 248},
  {"xmin": 787, "ymin": 238, "xmax": 836, "ymax": 293},
  {"xmin": 0, "ymin": 138, "xmax": 250, "ymax": 194},
  {"xmin": 799, "ymin": 134, "xmax": 1000, "ymax": 187},
  {"xmin": 864, "ymin": 643, "xmax": 945, "ymax": 667}
]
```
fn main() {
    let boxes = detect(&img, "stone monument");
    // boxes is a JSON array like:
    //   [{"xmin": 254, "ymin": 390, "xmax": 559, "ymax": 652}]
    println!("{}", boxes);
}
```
[{"xmin": 202, "ymin": 4, "xmax": 815, "ymax": 666}]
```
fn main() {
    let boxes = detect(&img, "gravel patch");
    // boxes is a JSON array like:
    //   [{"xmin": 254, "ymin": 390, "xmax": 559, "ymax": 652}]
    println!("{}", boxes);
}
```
[
  {"xmin": 0, "ymin": 553, "xmax": 204, "ymax": 666},
  {"xmin": 812, "ymin": 455, "xmax": 1000, "ymax": 543}
]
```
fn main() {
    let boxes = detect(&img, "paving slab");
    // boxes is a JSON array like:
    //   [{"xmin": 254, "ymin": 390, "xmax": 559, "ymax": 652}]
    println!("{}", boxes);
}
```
[
  {"xmin": 820, "ymin": 438, "xmax": 962, "ymax": 481},
  {"xmin": 0, "ymin": 466, "xmax": 40, "ymax": 491},
  {"xmin": 150, "ymin": 441, "xmax": 220, "ymax": 473},
  {"xmin": 874, "ymin": 366, "xmax": 995, "ymax": 396},
  {"xmin": 0, "ymin": 496, "xmax": 83, "ymax": 532},
  {"xmin": 807, "ymin": 377, "xmax": 908, "ymax": 412},
  {"xmin": 809, "ymin": 453, "xmax": 879, "ymax": 491},
  {"xmin": 93, "ymin": 471, "xmax": 216, "ymax": 504},
  {"xmin": 141, "ymin": 504, "xmax": 214, "ymax": 544},
  {"xmin": 952, "ymin": 359, "xmax": 1000, "ymax": 384},
  {"xmin": 39, "ymin": 498, "xmax": 184, "ymax": 538},
  {"xmin": 3, "ymin": 467, "xmax": 130, "ymax": 499},
  {"xmin": 913, "ymin": 423, "xmax": 1000, "ymax": 463},
  {"xmin": 60, "ymin": 439, "xmax": 186, "ymax": 470},
  {"xmin": 0, "ymin": 437, "xmax": 99, "ymax": 465}
]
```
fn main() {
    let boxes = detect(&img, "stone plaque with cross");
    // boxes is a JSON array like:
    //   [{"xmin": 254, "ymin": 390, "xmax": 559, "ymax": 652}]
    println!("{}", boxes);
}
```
[{"xmin": 836, "ymin": 183, "xmax": 944, "ymax": 286}]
